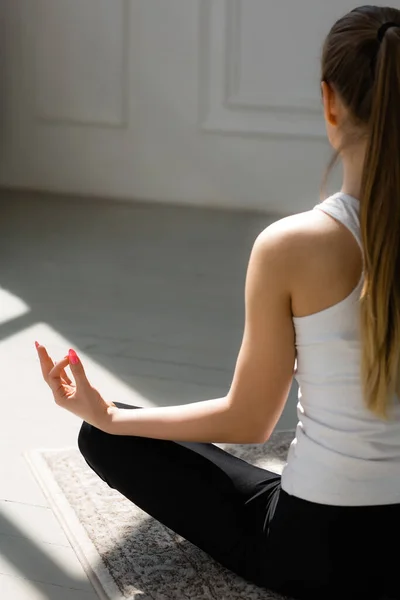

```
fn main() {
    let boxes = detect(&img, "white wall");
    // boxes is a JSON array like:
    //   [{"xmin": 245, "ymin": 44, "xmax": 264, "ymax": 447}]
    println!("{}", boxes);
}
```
[{"xmin": 1, "ymin": 0, "xmax": 391, "ymax": 213}]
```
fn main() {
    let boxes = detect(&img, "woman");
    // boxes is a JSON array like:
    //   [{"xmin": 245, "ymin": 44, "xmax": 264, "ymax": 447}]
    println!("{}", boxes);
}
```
[{"xmin": 36, "ymin": 6, "xmax": 400, "ymax": 599}]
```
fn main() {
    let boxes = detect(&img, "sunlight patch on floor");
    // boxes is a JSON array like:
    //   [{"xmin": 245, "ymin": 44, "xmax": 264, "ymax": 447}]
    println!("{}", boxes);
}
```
[
  {"xmin": 2, "ymin": 321, "xmax": 155, "ymax": 409},
  {"xmin": 0, "ymin": 288, "xmax": 30, "ymax": 326}
]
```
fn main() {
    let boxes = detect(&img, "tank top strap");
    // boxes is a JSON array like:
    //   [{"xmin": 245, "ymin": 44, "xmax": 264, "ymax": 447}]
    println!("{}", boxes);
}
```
[{"xmin": 314, "ymin": 192, "xmax": 363, "ymax": 253}]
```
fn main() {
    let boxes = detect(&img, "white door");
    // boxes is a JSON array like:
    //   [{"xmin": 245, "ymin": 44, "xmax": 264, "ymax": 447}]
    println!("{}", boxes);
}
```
[{"xmin": 0, "ymin": 0, "xmax": 388, "ymax": 212}]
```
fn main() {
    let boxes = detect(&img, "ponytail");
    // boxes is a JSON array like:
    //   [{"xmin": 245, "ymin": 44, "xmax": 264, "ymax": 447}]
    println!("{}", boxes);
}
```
[{"xmin": 359, "ymin": 27, "xmax": 400, "ymax": 417}]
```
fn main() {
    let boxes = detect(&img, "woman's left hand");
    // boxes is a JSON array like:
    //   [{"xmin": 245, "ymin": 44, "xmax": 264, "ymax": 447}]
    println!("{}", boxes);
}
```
[{"xmin": 36, "ymin": 343, "xmax": 116, "ymax": 432}]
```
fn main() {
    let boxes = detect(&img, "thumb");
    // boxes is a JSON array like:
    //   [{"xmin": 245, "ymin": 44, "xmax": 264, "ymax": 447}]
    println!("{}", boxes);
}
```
[{"xmin": 68, "ymin": 349, "xmax": 90, "ymax": 386}]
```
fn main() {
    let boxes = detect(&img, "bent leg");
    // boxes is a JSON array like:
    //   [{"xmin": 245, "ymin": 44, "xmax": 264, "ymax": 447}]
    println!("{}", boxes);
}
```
[{"xmin": 78, "ymin": 402, "xmax": 280, "ymax": 582}]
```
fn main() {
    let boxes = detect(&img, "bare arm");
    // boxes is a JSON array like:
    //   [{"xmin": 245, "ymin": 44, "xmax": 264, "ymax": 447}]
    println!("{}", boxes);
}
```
[
  {"xmin": 107, "ymin": 397, "xmax": 256, "ymax": 443},
  {"xmin": 107, "ymin": 222, "xmax": 296, "ymax": 443}
]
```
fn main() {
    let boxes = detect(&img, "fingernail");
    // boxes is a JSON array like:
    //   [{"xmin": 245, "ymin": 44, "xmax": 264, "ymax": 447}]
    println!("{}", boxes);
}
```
[
  {"xmin": 35, "ymin": 341, "xmax": 40, "ymax": 349},
  {"xmin": 68, "ymin": 349, "xmax": 79, "ymax": 365}
]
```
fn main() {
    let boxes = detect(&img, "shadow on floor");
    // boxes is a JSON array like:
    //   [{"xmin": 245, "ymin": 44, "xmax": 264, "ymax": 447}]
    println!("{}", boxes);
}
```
[
  {"xmin": 0, "ymin": 510, "xmax": 91, "ymax": 598},
  {"xmin": 91, "ymin": 512, "xmax": 277, "ymax": 599},
  {"xmin": 1, "ymin": 189, "xmax": 298, "ymax": 426}
]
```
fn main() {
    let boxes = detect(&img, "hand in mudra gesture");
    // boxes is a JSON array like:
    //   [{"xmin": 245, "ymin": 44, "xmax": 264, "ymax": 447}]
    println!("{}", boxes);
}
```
[{"xmin": 36, "ymin": 343, "xmax": 115, "ymax": 431}]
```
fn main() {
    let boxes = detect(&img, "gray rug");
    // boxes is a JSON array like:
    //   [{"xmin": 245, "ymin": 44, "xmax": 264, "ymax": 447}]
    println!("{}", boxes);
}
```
[{"xmin": 25, "ymin": 431, "xmax": 294, "ymax": 600}]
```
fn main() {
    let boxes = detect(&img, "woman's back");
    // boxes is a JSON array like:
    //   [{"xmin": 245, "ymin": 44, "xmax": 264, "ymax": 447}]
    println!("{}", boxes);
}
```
[{"xmin": 281, "ymin": 193, "xmax": 400, "ymax": 505}]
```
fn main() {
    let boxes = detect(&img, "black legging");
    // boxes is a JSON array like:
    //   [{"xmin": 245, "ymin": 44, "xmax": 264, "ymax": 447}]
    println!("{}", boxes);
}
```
[{"xmin": 78, "ymin": 403, "xmax": 399, "ymax": 600}]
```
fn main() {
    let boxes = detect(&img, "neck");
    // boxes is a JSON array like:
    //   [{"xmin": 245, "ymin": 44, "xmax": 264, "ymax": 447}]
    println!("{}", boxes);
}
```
[{"xmin": 340, "ymin": 142, "xmax": 366, "ymax": 201}]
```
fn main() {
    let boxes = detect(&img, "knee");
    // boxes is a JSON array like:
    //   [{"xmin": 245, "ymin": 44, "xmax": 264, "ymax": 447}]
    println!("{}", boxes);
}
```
[
  {"xmin": 78, "ymin": 404, "xmax": 140, "ymax": 461},
  {"xmin": 78, "ymin": 421, "xmax": 108, "ymax": 463},
  {"xmin": 77, "ymin": 421, "xmax": 93, "ymax": 460},
  {"xmin": 78, "ymin": 421, "xmax": 116, "ymax": 485},
  {"xmin": 78, "ymin": 404, "xmax": 139, "ymax": 458}
]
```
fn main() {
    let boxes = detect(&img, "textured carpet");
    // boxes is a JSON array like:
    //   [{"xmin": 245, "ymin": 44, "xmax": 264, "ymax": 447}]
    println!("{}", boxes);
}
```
[{"xmin": 25, "ymin": 431, "xmax": 294, "ymax": 600}]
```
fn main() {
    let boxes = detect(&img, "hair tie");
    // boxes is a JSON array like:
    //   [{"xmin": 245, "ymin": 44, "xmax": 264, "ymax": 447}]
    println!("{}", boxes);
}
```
[{"xmin": 377, "ymin": 21, "xmax": 400, "ymax": 42}]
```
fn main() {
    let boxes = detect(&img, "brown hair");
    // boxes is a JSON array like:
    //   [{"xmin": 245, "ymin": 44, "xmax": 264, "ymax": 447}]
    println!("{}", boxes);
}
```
[{"xmin": 322, "ymin": 5, "xmax": 400, "ymax": 418}]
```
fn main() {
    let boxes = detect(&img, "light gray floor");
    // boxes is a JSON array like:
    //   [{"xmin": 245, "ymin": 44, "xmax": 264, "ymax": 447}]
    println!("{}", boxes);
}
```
[{"xmin": 0, "ymin": 189, "xmax": 298, "ymax": 599}]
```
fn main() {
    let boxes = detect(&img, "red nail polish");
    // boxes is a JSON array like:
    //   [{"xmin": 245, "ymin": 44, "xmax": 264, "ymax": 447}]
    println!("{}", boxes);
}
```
[
  {"xmin": 69, "ymin": 349, "xmax": 79, "ymax": 365},
  {"xmin": 35, "ymin": 341, "xmax": 40, "ymax": 349}
]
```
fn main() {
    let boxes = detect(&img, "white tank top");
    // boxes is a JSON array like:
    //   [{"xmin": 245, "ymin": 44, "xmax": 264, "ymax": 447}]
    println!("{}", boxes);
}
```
[{"xmin": 281, "ymin": 192, "xmax": 400, "ymax": 506}]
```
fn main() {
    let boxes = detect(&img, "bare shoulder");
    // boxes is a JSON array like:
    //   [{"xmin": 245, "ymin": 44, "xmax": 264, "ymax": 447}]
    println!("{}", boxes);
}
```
[
  {"xmin": 255, "ymin": 209, "xmax": 336, "ymax": 267},
  {"xmin": 255, "ymin": 209, "xmax": 363, "ymax": 318},
  {"xmin": 260, "ymin": 207, "xmax": 343, "ymax": 240}
]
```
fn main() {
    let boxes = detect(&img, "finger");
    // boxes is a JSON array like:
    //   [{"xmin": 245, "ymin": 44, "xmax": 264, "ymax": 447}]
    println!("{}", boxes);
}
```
[
  {"xmin": 46, "ymin": 357, "xmax": 72, "ymax": 397},
  {"xmin": 55, "ymin": 355, "xmax": 73, "ymax": 385},
  {"xmin": 60, "ymin": 367, "xmax": 73, "ymax": 385},
  {"xmin": 36, "ymin": 343, "xmax": 56, "ymax": 382},
  {"xmin": 48, "ymin": 356, "xmax": 72, "ymax": 386},
  {"xmin": 68, "ymin": 349, "xmax": 90, "ymax": 388},
  {"xmin": 35, "ymin": 343, "xmax": 74, "ymax": 389},
  {"xmin": 45, "ymin": 357, "xmax": 72, "ymax": 404},
  {"xmin": 48, "ymin": 356, "xmax": 70, "ymax": 383}
]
